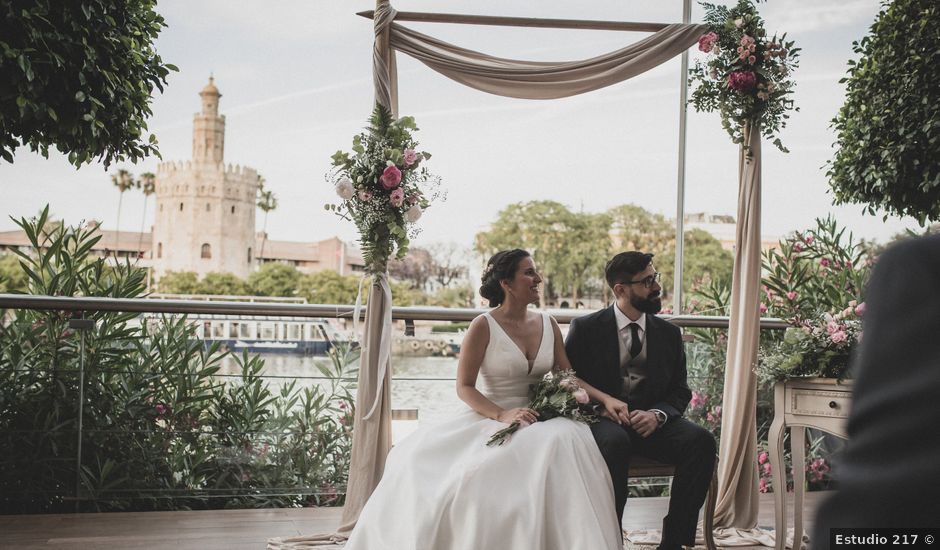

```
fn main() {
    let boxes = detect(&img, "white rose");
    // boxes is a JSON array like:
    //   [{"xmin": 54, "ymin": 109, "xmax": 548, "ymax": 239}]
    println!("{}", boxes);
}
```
[
  {"xmin": 734, "ymin": 18, "xmax": 743, "ymax": 28},
  {"xmin": 335, "ymin": 178, "xmax": 355, "ymax": 200},
  {"xmin": 405, "ymin": 204, "xmax": 423, "ymax": 222}
]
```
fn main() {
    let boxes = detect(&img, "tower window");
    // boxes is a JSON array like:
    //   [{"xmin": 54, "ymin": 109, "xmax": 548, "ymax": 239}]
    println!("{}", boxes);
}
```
[
  {"xmin": 157, "ymin": 242, "xmax": 162, "ymax": 259},
  {"xmin": 231, "ymin": 205, "xmax": 235, "ymax": 214},
  {"xmin": 179, "ymin": 202, "xmax": 184, "ymax": 211},
  {"xmin": 248, "ymin": 247, "xmax": 253, "ymax": 263},
  {"xmin": 201, "ymin": 243, "xmax": 212, "ymax": 259},
  {"xmin": 206, "ymin": 203, "xmax": 211, "ymax": 212}
]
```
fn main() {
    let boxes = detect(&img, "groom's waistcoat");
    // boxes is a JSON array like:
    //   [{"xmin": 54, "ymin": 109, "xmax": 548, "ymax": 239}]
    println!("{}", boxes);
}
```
[{"xmin": 564, "ymin": 305, "xmax": 691, "ymax": 419}]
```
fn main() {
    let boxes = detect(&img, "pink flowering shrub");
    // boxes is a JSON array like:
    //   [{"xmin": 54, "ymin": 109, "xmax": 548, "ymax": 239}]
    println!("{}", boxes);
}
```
[{"xmin": 756, "ymin": 215, "xmax": 872, "ymax": 382}]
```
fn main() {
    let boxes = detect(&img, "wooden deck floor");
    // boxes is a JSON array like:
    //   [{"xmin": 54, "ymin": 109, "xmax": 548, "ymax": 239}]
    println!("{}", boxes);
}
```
[{"xmin": 0, "ymin": 492, "xmax": 827, "ymax": 549}]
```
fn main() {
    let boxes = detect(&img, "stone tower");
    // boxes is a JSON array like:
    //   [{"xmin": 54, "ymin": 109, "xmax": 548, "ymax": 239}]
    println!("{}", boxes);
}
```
[{"xmin": 151, "ymin": 77, "xmax": 258, "ymax": 280}]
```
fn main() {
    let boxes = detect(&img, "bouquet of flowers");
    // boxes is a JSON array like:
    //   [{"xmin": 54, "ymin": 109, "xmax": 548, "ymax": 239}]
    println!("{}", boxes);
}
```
[
  {"xmin": 326, "ymin": 104, "xmax": 443, "ymax": 273},
  {"xmin": 486, "ymin": 369, "xmax": 596, "ymax": 447},
  {"xmin": 689, "ymin": 0, "xmax": 800, "ymax": 152},
  {"xmin": 757, "ymin": 302, "xmax": 864, "ymax": 383}
]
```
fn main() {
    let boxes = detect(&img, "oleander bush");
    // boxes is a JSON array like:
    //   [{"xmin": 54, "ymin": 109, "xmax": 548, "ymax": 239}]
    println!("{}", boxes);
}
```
[{"xmin": 0, "ymin": 208, "xmax": 356, "ymax": 513}]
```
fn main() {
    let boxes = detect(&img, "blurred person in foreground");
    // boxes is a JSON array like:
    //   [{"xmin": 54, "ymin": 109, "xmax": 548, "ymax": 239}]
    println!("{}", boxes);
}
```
[{"xmin": 812, "ymin": 233, "xmax": 940, "ymax": 548}]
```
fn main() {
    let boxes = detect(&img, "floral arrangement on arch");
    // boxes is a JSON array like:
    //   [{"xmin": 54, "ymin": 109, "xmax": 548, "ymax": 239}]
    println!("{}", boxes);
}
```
[
  {"xmin": 689, "ymin": 0, "xmax": 800, "ymax": 152},
  {"xmin": 327, "ymin": 104, "xmax": 443, "ymax": 273}
]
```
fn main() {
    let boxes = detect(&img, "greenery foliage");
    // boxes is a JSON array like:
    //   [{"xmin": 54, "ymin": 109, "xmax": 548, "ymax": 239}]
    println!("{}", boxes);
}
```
[
  {"xmin": 827, "ymin": 0, "xmax": 940, "ymax": 224},
  {"xmin": 0, "ymin": 0, "xmax": 177, "ymax": 166},
  {"xmin": 689, "ymin": 0, "xmax": 800, "ymax": 151},
  {"xmin": 0, "ymin": 209, "xmax": 356, "ymax": 512},
  {"xmin": 682, "ymin": 219, "xmax": 869, "ymax": 493},
  {"xmin": 0, "ymin": 253, "xmax": 28, "ymax": 292},
  {"xmin": 756, "ymin": 216, "xmax": 871, "ymax": 382}
]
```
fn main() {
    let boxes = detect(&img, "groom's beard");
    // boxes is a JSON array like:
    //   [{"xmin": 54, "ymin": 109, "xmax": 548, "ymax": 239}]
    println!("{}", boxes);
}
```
[{"xmin": 632, "ymin": 292, "xmax": 662, "ymax": 314}]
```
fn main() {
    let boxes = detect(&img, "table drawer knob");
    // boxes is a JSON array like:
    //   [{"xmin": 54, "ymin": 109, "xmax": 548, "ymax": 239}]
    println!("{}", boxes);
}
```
[{"xmin": 829, "ymin": 401, "xmax": 838, "ymax": 409}]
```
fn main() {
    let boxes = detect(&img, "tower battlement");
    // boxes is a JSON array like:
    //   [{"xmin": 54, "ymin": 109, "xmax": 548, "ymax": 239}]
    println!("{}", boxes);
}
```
[{"xmin": 151, "ymin": 77, "xmax": 259, "ymax": 281}]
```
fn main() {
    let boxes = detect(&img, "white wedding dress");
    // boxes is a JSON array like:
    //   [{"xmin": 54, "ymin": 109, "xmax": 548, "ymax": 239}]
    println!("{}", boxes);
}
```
[{"xmin": 344, "ymin": 311, "xmax": 622, "ymax": 550}]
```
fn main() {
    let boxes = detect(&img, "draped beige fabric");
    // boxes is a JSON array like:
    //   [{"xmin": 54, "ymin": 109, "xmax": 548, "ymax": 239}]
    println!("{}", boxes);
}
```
[
  {"xmin": 389, "ymin": 22, "xmax": 707, "ymax": 100},
  {"xmin": 714, "ymin": 123, "xmax": 762, "ymax": 532}
]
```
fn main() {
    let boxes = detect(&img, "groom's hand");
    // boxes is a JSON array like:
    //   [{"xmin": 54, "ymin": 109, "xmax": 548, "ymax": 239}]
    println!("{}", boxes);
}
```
[
  {"xmin": 629, "ymin": 410, "xmax": 659, "ymax": 438},
  {"xmin": 601, "ymin": 397, "xmax": 631, "ymax": 426}
]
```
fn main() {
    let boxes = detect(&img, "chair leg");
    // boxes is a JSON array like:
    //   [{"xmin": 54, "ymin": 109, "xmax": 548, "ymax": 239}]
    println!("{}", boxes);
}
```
[{"xmin": 703, "ymin": 456, "xmax": 718, "ymax": 550}]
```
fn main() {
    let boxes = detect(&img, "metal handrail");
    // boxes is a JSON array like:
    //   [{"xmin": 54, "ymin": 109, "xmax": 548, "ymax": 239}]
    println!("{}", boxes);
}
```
[{"xmin": 0, "ymin": 294, "xmax": 790, "ymax": 329}]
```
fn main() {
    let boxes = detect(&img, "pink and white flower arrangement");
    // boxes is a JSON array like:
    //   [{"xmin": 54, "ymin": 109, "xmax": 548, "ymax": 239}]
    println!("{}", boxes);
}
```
[
  {"xmin": 327, "ymin": 105, "xmax": 443, "ymax": 272},
  {"xmin": 486, "ymin": 369, "xmax": 597, "ymax": 447},
  {"xmin": 690, "ymin": 0, "xmax": 800, "ymax": 152}
]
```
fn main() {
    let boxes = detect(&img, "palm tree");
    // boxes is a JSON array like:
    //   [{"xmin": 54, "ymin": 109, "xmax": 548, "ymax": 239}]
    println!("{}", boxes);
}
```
[
  {"xmin": 137, "ymin": 172, "xmax": 156, "ymax": 256},
  {"xmin": 110, "ymin": 169, "xmax": 138, "ymax": 254},
  {"xmin": 255, "ymin": 175, "xmax": 277, "ymax": 267}
]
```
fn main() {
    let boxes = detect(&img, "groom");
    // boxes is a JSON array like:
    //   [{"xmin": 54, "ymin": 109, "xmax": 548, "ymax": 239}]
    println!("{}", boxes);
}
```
[{"xmin": 566, "ymin": 251, "xmax": 716, "ymax": 550}]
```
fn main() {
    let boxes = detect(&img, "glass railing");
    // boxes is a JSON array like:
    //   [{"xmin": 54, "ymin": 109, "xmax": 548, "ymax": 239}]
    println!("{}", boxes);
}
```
[{"xmin": 0, "ymin": 294, "xmax": 788, "ymax": 513}]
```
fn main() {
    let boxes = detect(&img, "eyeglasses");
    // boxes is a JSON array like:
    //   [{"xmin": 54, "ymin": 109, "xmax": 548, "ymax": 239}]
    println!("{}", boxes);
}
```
[{"xmin": 621, "ymin": 272, "xmax": 661, "ymax": 289}]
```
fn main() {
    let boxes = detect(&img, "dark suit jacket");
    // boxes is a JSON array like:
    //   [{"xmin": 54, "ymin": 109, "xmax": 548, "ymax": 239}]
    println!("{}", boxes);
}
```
[
  {"xmin": 812, "ymin": 233, "xmax": 940, "ymax": 543},
  {"xmin": 565, "ymin": 305, "xmax": 691, "ymax": 420}
]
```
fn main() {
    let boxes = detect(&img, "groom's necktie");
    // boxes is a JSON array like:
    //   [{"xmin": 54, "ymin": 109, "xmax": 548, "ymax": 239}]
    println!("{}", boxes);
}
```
[{"xmin": 628, "ymin": 322, "xmax": 642, "ymax": 359}]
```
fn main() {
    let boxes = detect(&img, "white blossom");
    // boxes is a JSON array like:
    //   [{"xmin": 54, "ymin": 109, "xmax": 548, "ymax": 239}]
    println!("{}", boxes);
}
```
[
  {"xmin": 405, "ymin": 204, "xmax": 423, "ymax": 222},
  {"xmin": 335, "ymin": 178, "xmax": 355, "ymax": 200}
]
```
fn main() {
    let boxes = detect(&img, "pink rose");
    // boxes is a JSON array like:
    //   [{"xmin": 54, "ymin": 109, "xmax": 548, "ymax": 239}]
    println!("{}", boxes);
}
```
[
  {"xmin": 763, "ymin": 463, "xmax": 772, "ymax": 475},
  {"xmin": 830, "ymin": 330, "xmax": 847, "ymax": 344},
  {"xmin": 380, "ymin": 165, "xmax": 402, "ymax": 190},
  {"xmin": 820, "ymin": 258, "xmax": 831, "ymax": 268},
  {"xmin": 748, "ymin": 55, "xmax": 757, "ymax": 65},
  {"xmin": 690, "ymin": 391, "xmax": 706, "ymax": 409},
  {"xmin": 786, "ymin": 291, "xmax": 797, "ymax": 301},
  {"xmin": 698, "ymin": 31, "xmax": 718, "ymax": 53},
  {"xmin": 727, "ymin": 71, "xmax": 757, "ymax": 92},
  {"xmin": 389, "ymin": 187, "xmax": 405, "ymax": 207},
  {"xmin": 758, "ymin": 451, "xmax": 768, "ymax": 465},
  {"xmin": 759, "ymin": 303, "xmax": 768, "ymax": 314},
  {"xmin": 855, "ymin": 302, "xmax": 866, "ymax": 316},
  {"xmin": 358, "ymin": 190, "xmax": 373, "ymax": 202},
  {"xmin": 573, "ymin": 388, "xmax": 590, "ymax": 405},
  {"xmin": 759, "ymin": 478, "xmax": 769, "ymax": 493},
  {"xmin": 403, "ymin": 148, "xmax": 418, "ymax": 166}
]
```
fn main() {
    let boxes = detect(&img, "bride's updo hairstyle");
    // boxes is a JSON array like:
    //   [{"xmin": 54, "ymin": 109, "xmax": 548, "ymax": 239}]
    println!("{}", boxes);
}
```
[{"xmin": 479, "ymin": 249, "xmax": 531, "ymax": 307}]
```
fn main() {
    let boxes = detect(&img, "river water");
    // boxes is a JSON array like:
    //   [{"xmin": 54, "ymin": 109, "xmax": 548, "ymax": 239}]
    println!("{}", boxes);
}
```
[{"xmin": 219, "ymin": 353, "xmax": 464, "ymax": 426}]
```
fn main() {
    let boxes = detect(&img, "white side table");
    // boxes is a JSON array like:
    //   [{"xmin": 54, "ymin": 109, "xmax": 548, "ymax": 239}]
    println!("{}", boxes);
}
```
[{"xmin": 768, "ymin": 377, "xmax": 851, "ymax": 550}]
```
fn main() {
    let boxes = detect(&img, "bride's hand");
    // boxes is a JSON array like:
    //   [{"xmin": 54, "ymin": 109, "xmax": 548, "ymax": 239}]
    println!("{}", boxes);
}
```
[
  {"xmin": 602, "ymin": 397, "xmax": 631, "ymax": 426},
  {"xmin": 497, "ymin": 408, "xmax": 539, "ymax": 425}
]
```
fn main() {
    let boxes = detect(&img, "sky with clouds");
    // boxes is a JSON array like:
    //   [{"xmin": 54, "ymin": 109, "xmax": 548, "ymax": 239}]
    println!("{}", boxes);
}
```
[{"xmin": 1, "ymin": 0, "xmax": 919, "ymax": 251}]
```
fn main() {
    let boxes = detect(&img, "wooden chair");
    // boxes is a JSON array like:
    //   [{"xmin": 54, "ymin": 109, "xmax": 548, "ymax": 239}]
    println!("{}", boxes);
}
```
[{"xmin": 627, "ymin": 455, "xmax": 718, "ymax": 550}]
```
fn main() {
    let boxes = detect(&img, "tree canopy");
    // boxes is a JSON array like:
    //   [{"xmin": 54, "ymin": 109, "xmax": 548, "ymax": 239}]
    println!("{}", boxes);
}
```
[
  {"xmin": 475, "ymin": 201, "xmax": 733, "ymax": 307},
  {"xmin": 827, "ymin": 0, "xmax": 940, "ymax": 223},
  {"xmin": 1, "ymin": 0, "xmax": 176, "ymax": 166}
]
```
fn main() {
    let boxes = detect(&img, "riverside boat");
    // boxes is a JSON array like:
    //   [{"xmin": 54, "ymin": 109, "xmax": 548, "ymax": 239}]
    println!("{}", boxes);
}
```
[
  {"xmin": 192, "ymin": 314, "xmax": 351, "ymax": 355},
  {"xmin": 144, "ymin": 294, "xmax": 354, "ymax": 356}
]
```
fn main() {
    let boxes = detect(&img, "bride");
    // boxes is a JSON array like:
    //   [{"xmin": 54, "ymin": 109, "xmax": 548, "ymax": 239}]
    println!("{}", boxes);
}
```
[{"xmin": 344, "ymin": 248, "xmax": 623, "ymax": 550}]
